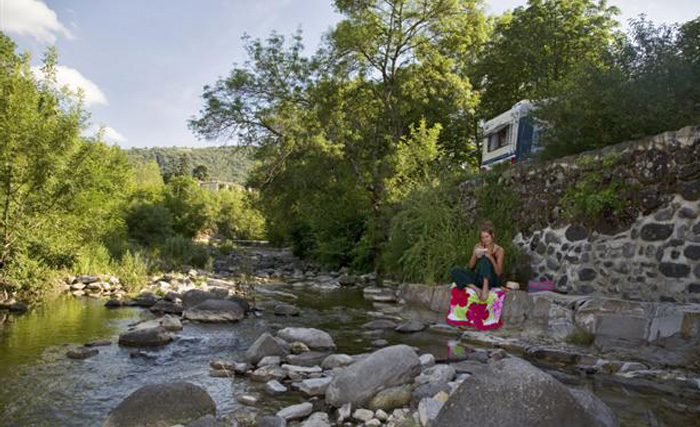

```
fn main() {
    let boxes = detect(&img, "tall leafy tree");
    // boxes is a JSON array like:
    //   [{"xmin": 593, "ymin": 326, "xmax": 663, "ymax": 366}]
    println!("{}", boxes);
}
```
[
  {"xmin": 0, "ymin": 35, "xmax": 130, "ymax": 274},
  {"xmin": 190, "ymin": 1, "xmax": 488, "ymax": 275},
  {"xmin": 474, "ymin": 0, "xmax": 620, "ymax": 119},
  {"xmin": 536, "ymin": 16, "xmax": 700, "ymax": 159}
]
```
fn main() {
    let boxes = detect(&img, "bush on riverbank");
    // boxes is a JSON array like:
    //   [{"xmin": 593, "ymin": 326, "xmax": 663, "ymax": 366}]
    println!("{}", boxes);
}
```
[
  {"xmin": 384, "ymin": 167, "xmax": 522, "ymax": 285},
  {"xmin": 0, "ymin": 38, "xmax": 266, "ymax": 300}
]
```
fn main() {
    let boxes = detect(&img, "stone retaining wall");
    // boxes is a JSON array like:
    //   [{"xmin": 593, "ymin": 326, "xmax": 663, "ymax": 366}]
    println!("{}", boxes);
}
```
[{"xmin": 459, "ymin": 125, "xmax": 700, "ymax": 302}]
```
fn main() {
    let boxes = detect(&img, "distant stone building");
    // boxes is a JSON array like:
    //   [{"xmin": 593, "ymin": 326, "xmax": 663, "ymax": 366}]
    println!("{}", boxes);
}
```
[{"xmin": 199, "ymin": 181, "xmax": 245, "ymax": 192}]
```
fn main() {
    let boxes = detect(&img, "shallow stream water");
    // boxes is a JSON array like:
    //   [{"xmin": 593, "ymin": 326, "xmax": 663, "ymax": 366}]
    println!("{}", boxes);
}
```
[{"xmin": 0, "ymin": 285, "xmax": 696, "ymax": 426}]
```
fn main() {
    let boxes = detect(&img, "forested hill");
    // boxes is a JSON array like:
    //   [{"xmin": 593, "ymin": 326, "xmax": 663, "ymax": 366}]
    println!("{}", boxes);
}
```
[{"xmin": 125, "ymin": 146, "xmax": 256, "ymax": 184}]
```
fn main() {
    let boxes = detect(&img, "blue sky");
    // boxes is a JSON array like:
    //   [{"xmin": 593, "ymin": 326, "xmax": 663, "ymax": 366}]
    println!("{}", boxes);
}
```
[{"xmin": 2, "ymin": 0, "xmax": 699, "ymax": 148}]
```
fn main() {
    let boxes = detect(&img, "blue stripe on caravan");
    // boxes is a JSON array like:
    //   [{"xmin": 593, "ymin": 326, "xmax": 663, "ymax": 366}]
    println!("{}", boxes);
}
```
[{"xmin": 482, "ymin": 152, "xmax": 515, "ymax": 166}]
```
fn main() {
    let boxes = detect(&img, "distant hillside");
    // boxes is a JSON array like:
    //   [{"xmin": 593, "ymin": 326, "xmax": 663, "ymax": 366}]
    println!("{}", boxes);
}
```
[{"xmin": 125, "ymin": 146, "xmax": 256, "ymax": 184}]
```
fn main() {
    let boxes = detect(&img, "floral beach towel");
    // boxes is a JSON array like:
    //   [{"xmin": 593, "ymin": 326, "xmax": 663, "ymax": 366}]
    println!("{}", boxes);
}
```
[{"xmin": 446, "ymin": 285, "xmax": 506, "ymax": 330}]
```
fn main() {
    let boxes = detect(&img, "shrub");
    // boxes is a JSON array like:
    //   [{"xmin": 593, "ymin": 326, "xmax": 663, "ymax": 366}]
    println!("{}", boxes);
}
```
[
  {"xmin": 125, "ymin": 202, "xmax": 174, "ymax": 246},
  {"xmin": 159, "ymin": 235, "xmax": 210, "ymax": 269},
  {"xmin": 566, "ymin": 327, "xmax": 595, "ymax": 347}
]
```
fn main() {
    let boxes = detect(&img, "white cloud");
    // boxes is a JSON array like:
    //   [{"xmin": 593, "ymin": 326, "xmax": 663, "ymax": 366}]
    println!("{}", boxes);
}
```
[
  {"xmin": 1, "ymin": 0, "xmax": 73, "ymax": 43},
  {"xmin": 85, "ymin": 125, "xmax": 127, "ymax": 144},
  {"xmin": 101, "ymin": 126, "xmax": 126, "ymax": 143},
  {"xmin": 32, "ymin": 65, "xmax": 108, "ymax": 106}
]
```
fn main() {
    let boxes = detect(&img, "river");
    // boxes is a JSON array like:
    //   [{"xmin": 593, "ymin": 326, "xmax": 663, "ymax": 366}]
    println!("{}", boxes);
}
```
[{"xmin": 0, "ymin": 284, "xmax": 696, "ymax": 426}]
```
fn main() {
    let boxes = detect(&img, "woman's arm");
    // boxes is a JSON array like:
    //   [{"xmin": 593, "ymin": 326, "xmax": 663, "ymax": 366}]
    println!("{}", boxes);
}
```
[
  {"xmin": 485, "ymin": 247, "xmax": 504, "ymax": 276},
  {"xmin": 468, "ymin": 245, "xmax": 478, "ymax": 269}
]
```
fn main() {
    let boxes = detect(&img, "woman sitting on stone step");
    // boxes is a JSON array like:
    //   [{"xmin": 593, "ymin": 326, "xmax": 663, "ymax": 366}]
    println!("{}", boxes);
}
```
[{"xmin": 451, "ymin": 221, "xmax": 504, "ymax": 300}]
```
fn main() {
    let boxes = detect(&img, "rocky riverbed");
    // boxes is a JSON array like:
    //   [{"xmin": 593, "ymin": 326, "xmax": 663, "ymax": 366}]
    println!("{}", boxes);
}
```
[{"xmin": 0, "ymin": 246, "xmax": 699, "ymax": 426}]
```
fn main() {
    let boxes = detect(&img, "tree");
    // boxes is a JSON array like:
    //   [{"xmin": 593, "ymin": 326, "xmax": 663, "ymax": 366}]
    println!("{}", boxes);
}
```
[
  {"xmin": 192, "ymin": 164, "xmax": 211, "ymax": 181},
  {"xmin": 536, "ymin": 16, "xmax": 700, "ymax": 159},
  {"xmin": 474, "ymin": 0, "xmax": 620, "ymax": 120},
  {"xmin": 191, "ymin": 1, "xmax": 488, "ymax": 275},
  {"xmin": 0, "ymin": 35, "xmax": 130, "ymax": 272},
  {"xmin": 162, "ymin": 176, "xmax": 212, "ymax": 238}
]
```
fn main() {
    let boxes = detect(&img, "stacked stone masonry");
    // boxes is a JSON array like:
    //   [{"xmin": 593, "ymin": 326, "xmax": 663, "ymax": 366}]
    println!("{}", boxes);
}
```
[{"xmin": 459, "ymin": 125, "xmax": 700, "ymax": 303}]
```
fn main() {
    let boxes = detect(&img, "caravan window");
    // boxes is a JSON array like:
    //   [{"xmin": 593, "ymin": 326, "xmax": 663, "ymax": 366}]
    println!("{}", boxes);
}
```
[{"xmin": 488, "ymin": 125, "xmax": 510, "ymax": 152}]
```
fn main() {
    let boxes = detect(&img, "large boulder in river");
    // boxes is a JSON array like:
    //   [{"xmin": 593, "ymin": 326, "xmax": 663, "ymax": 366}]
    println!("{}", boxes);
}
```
[
  {"xmin": 277, "ymin": 327, "xmax": 335, "ymax": 351},
  {"xmin": 118, "ymin": 327, "xmax": 174, "ymax": 347},
  {"xmin": 102, "ymin": 382, "xmax": 216, "ymax": 427},
  {"xmin": 325, "ymin": 344, "xmax": 420, "ymax": 407},
  {"xmin": 433, "ymin": 358, "xmax": 618, "ymax": 427},
  {"xmin": 182, "ymin": 289, "xmax": 223, "ymax": 309},
  {"xmin": 246, "ymin": 332, "xmax": 290, "ymax": 364},
  {"xmin": 183, "ymin": 299, "xmax": 245, "ymax": 323}
]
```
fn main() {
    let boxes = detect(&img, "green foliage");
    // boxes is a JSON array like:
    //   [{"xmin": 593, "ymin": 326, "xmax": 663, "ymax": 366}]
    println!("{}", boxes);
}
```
[
  {"xmin": 384, "ymin": 180, "xmax": 472, "ymax": 284},
  {"xmin": 159, "ymin": 235, "xmax": 211, "ymax": 269},
  {"xmin": 475, "ymin": 0, "xmax": 620, "ymax": 120},
  {"xmin": 566, "ymin": 327, "xmax": 595, "ymax": 346},
  {"xmin": 162, "ymin": 176, "xmax": 213, "ymax": 238},
  {"xmin": 125, "ymin": 146, "xmax": 255, "ymax": 185},
  {"xmin": 125, "ymin": 202, "xmax": 174, "ymax": 246},
  {"xmin": 191, "ymin": 1, "xmax": 488, "ymax": 273},
  {"xmin": 192, "ymin": 164, "xmax": 211, "ymax": 181},
  {"xmin": 563, "ymin": 172, "xmax": 624, "ymax": 222},
  {"xmin": 537, "ymin": 16, "xmax": 700, "ymax": 159},
  {"xmin": 213, "ymin": 188, "xmax": 266, "ymax": 240},
  {"xmin": 0, "ymin": 37, "xmax": 268, "ymax": 298}
]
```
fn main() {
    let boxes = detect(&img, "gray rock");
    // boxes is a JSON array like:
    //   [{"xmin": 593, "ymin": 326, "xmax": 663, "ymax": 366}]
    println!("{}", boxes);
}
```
[
  {"xmin": 336, "ymin": 403, "xmax": 352, "ymax": 423},
  {"xmin": 287, "ymin": 351, "xmax": 329, "ymax": 367},
  {"xmin": 297, "ymin": 377, "xmax": 333, "ymax": 396},
  {"xmin": 300, "ymin": 412, "xmax": 331, "ymax": 427},
  {"xmin": 258, "ymin": 356, "xmax": 282, "ymax": 367},
  {"xmin": 352, "ymin": 408, "xmax": 374, "ymax": 422},
  {"xmin": 363, "ymin": 319, "xmax": 399, "ymax": 330},
  {"xmin": 251, "ymin": 366, "xmax": 287, "ymax": 382},
  {"xmin": 326, "ymin": 344, "xmax": 421, "ymax": 407},
  {"xmin": 419, "ymin": 354, "xmax": 436, "ymax": 369},
  {"xmin": 321, "ymin": 354, "xmax": 354, "ymax": 369},
  {"xmin": 186, "ymin": 414, "xmax": 222, "ymax": 427},
  {"xmin": 415, "ymin": 364, "xmax": 455, "ymax": 385},
  {"xmin": 256, "ymin": 415, "xmax": 287, "ymax": 427},
  {"xmin": 236, "ymin": 394, "xmax": 259, "ymax": 406},
  {"xmin": 182, "ymin": 289, "xmax": 223, "ymax": 309},
  {"xmin": 149, "ymin": 300, "xmax": 183, "ymax": 315},
  {"xmin": 277, "ymin": 327, "xmax": 336, "ymax": 350},
  {"xmin": 274, "ymin": 304, "xmax": 300, "ymax": 316},
  {"xmin": 395, "ymin": 320, "xmax": 426, "ymax": 333},
  {"xmin": 565, "ymin": 225, "xmax": 588, "ymax": 242},
  {"xmin": 569, "ymin": 388, "xmax": 619, "ymax": 427},
  {"xmin": 67, "ymin": 347, "xmax": 99, "ymax": 360},
  {"xmin": 276, "ymin": 402, "xmax": 313, "ymax": 421},
  {"xmin": 265, "ymin": 380, "xmax": 288, "ymax": 396},
  {"xmin": 432, "ymin": 358, "xmax": 617, "ymax": 427},
  {"xmin": 368, "ymin": 384, "xmax": 413, "ymax": 411},
  {"xmin": 118, "ymin": 327, "xmax": 174, "ymax": 347},
  {"xmin": 640, "ymin": 223, "xmax": 674, "ymax": 241},
  {"xmin": 103, "ymin": 382, "xmax": 216, "ymax": 427},
  {"xmin": 412, "ymin": 382, "xmax": 450, "ymax": 406},
  {"xmin": 418, "ymin": 397, "xmax": 445, "ymax": 427},
  {"xmin": 160, "ymin": 314, "xmax": 183, "ymax": 331},
  {"xmin": 659, "ymin": 262, "xmax": 691, "ymax": 278},
  {"xmin": 371, "ymin": 339, "xmax": 389, "ymax": 347},
  {"xmin": 131, "ymin": 293, "xmax": 158, "ymax": 307},
  {"xmin": 680, "ymin": 179, "xmax": 700, "ymax": 201},
  {"xmin": 246, "ymin": 333, "xmax": 289, "ymax": 364},
  {"xmin": 183, "ymin": 299, "xmax": 246, "ymax": 322}
]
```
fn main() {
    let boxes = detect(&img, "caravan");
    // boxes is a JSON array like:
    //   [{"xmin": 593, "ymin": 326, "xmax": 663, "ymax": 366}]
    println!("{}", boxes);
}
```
[{"xmin": 480, "ymin": 100, "xmax": 541, "ymax": 170}]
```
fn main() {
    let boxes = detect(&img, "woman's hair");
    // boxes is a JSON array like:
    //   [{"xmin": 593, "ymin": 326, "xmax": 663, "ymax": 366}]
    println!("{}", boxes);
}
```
[{"xmin": 480, "ymin": 220, "xmax": 496, "ymax": 242}]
